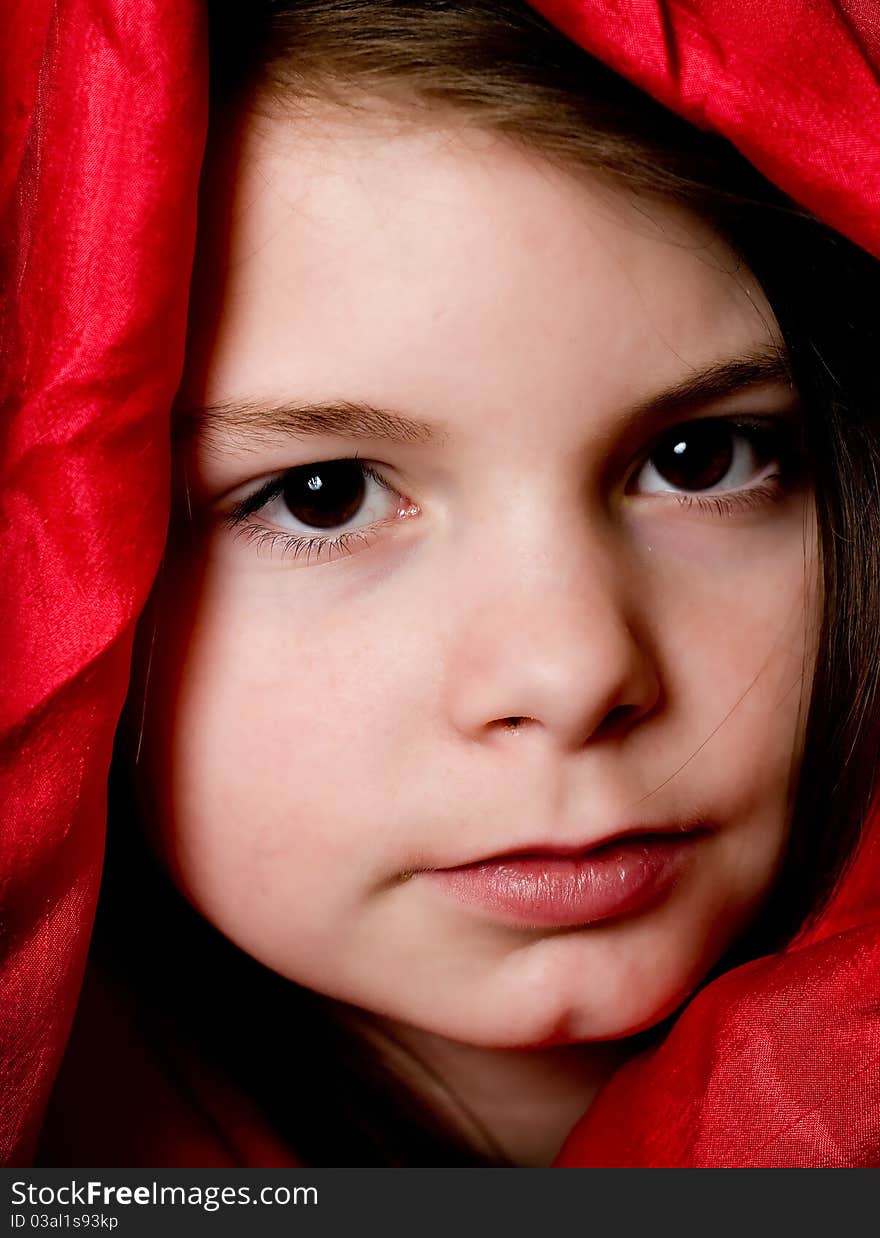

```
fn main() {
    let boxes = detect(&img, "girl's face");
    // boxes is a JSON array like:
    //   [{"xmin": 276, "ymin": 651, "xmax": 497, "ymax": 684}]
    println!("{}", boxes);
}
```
[{"xmin": 136, "ymin": 103, "xmax": 817, "ymax": 1049}]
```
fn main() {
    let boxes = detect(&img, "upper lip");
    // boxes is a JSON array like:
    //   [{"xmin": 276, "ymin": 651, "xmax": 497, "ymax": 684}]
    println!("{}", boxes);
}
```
[{"xmin": 438, "ymin": 822, "xmax": 712, "ymax": 869}]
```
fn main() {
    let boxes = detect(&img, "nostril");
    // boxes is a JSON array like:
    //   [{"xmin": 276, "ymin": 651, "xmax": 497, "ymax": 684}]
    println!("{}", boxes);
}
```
[{"xmin": 595, "ymin": 704, "xmax": 639, "ymax": 739}]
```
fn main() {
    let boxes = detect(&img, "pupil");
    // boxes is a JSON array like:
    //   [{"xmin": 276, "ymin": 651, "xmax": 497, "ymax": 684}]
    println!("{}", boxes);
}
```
[
  {"xmin": 281, "ymin": 460, "xmax": 366, "ymax": 529},
  {"xmin": 653, "ymin": 422, "xmax": 733, "ymax": 490}
]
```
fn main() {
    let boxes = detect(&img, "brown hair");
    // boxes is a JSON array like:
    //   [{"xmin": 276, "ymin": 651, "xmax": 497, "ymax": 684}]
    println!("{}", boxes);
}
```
[{"xmin": 96, "ymin": 0, "xmax": 880, "ymax": 1166}]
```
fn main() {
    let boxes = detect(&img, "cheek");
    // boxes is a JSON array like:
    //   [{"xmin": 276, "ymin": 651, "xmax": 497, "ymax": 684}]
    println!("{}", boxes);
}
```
[
  {"xmin": 640, "ymin": 500, "xmax": 817, "ymax": 714},
  {"xmin": 134, "ymin": 548, "xmax": 416, "ymax": 938},
  {"xmin": 640, "ymin": 505, "xmax": 818, "ymax": 878}
]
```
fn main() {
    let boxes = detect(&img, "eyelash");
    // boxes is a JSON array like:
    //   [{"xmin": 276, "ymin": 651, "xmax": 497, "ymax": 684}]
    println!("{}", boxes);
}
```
[
  {"xmin": 227, "ymin": 522, "xmax": 380, "ymax": 566},
  {"xmin": 627, "ymin": 413, "xmax": 800, "ymax": 516},
  {"xmin": 223, "ymin": 463, "xmax": 404, "ymax": 566},
  {"xmin": 222, "ymin": 415, "xmax": 803, "ymax": 565},
  {"xmin": 671, "ymin": 482, "xmax": 783, "ymax": 518}
]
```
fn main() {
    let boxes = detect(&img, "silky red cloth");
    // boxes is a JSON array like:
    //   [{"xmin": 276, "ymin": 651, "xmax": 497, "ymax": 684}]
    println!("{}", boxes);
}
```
[
  {"xmin": 532, "ymin": 0, "xmax": 880, "ymax": 261},
  {"xmin": 2, "ymin": 0, "xmax": 879, "ymax": 1168},
  {"xmin": 0, "ymin": 0, "xmax": 206, "ymax": 1166}
]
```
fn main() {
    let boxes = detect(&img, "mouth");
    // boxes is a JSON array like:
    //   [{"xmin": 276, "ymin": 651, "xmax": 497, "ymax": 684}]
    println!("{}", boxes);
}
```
[
  {"xmin": 443, "ymin": 821, "xmax": 713, "ymax": 869},
  {"xmin": 422, "ymin": 823, "xmax": 712, "ymax": 929}
]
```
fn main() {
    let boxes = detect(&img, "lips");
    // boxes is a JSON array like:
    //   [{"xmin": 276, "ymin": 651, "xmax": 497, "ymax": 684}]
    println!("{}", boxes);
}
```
[
  {"xmin": 422, "ymin": 824, "xmax": 710, "ymax": 929},
  {"xmin": 443, "ymin": 822, "xmax": 711, "ymax": 870}
]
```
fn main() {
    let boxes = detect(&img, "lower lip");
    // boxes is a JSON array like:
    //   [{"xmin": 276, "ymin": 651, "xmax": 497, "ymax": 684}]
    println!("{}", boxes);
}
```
[{"xmin": 424, "ymin": 835, "xmax": 703, "ymax": 928}]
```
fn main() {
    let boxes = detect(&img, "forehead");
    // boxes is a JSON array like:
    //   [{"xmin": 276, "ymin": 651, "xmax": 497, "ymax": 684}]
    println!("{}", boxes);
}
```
[{"xmin": 183, "ymin": 102, "xmax": 779, "ymax": 432}]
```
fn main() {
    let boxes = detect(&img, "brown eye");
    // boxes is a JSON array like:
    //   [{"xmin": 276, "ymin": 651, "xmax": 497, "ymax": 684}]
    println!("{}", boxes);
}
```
[
  {"xmin": 236, "ymin": 457, "xmax": 407, "ymax": 543},
  {"xmin": 650, "ymin": 422, "xmax": 734, "ymax": 490},
  {"xmin": 223, "ymin": 457, "xmax": 418, "ymax": 567},
  {"xmin": 633, "ymin": 418, "xmax": 785, "ymax": 496},
  {"xmin": 279, "ymin": 460, "xmax": 367, "ymax": 529}
]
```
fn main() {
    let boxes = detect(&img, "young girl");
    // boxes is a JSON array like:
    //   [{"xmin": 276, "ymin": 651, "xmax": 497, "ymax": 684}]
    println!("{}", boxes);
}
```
[{"xmin": 14, "ymin": 0, "xmax": 880, "ymax": 1167}]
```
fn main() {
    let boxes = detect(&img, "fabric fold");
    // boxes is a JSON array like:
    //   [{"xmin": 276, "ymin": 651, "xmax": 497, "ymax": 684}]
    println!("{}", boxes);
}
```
[{"xmin": 0, "ymin": 0, "xmax": 207, "ymax": 1166}]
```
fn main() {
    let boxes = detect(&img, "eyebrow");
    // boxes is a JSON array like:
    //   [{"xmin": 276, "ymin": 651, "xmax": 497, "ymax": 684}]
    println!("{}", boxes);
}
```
[
  {"xmin": 178, "ymin": 346, "xmax": 793, "ymax": 450},
  {"xmin": 627, "ymin": 346, "xmax": 793, "ymax": 423},
  {"xmin": 176, "ymin": 397, "xmax": 449, "ymax": 449}
]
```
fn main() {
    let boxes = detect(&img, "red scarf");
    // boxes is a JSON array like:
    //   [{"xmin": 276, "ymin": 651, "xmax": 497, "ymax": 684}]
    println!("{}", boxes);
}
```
[{"xmin": 2, "ymin": 0, "xmax": 878, "ymax": 1167}]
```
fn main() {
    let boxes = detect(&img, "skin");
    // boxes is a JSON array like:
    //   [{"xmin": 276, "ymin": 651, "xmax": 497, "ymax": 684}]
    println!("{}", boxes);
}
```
[{"xmin": 133, "ymin": 100, "xmax": 818, "ymax": 1165}]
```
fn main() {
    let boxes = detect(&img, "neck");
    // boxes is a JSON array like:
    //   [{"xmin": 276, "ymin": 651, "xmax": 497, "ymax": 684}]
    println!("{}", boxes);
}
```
[{"xmin": 339, "ymin": 1008, "xmax": 638, "ymax": 1167}]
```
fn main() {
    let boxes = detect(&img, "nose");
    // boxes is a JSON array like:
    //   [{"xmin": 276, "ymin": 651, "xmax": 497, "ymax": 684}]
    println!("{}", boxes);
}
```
[{"xmin": 444, "ymin": 539, "xmax": 661, "ymax": 753}]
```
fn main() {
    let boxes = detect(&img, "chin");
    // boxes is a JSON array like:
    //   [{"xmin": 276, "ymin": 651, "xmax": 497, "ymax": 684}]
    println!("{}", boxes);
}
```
[{"xmin": 418, "ymin": 973, "xmax": 697, "ymax": 1051}]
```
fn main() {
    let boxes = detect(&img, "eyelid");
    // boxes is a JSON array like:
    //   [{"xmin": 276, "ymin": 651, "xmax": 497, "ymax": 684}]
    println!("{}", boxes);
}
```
[
  {"xmin": 219, "ymin": 458, "xmax": 419, "ymax": 567},
  {"xmin": 225, "ymin": 473, "xmax": 288, "ymax": 522},
  {"xmin": 596, "ymin": 384, "xmax": 799, "ymax": 482},
  {"xmin": 621, "ymin": 410, "xmax": 804, "ymax": 496},
  {"xmin": 186, "ymin": 427, "xmax": 433, "ymax": 511},
  {"xmin": 219, "ymin": 455, "xmax": 398, "ymax": 517}
]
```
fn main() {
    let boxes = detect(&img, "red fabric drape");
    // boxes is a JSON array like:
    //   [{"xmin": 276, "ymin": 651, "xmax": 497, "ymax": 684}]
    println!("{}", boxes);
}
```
[
  {"xmin": 554, "ymin": 825, "xmax": 880, "ymax": 1166},
  {"xmin": 2, "ymin": 0, "xmax": 878, "ymax": 1168},
  {"xmin": 0, "ymin": 0, "xmax": 207, "ymax": 1166},
  {"xmin": 531, "ymin": 0, "xmax": 880, "ymax": 262}
]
